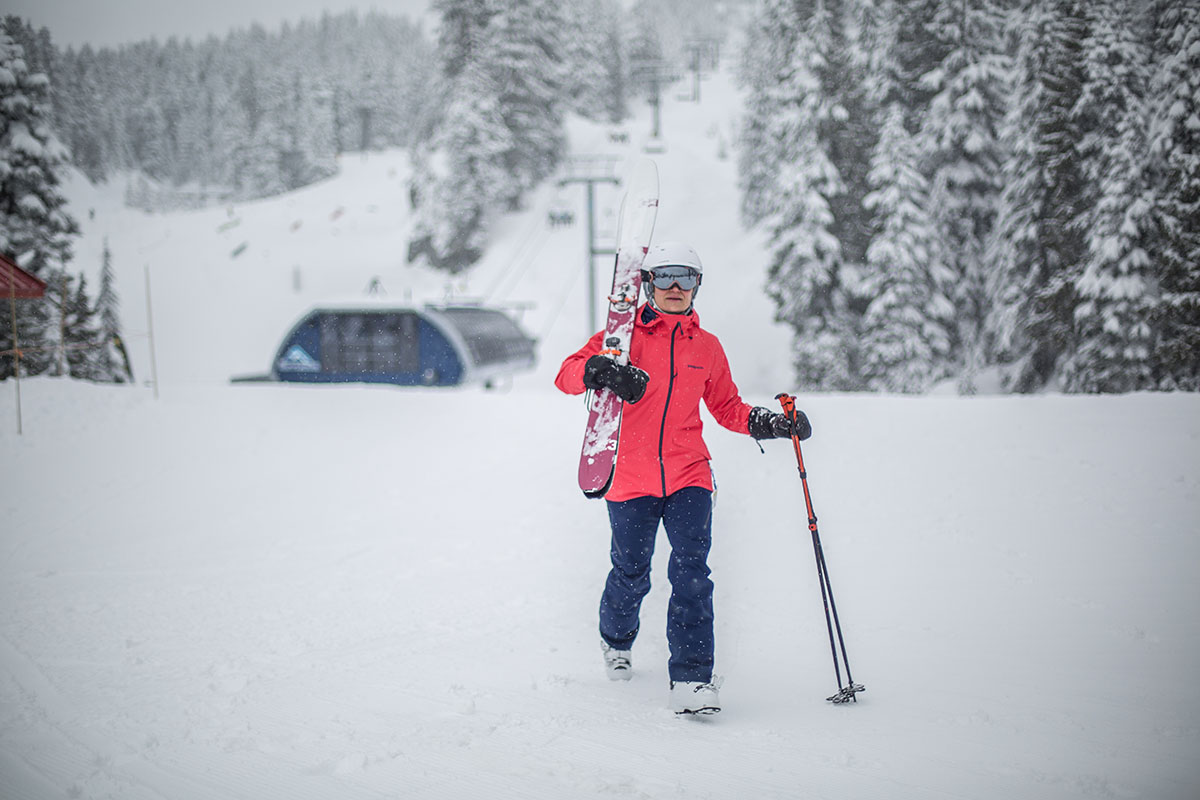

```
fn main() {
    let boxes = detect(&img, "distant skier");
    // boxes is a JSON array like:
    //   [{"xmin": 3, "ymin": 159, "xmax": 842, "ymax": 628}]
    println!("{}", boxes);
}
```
[{"xmin": 555, "ymin": 242, "xmax": 812, "ymax": 715}]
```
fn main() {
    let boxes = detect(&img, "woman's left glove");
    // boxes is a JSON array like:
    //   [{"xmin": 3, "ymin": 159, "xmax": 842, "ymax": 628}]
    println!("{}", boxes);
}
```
[
  {"xmin": 583, "ymin": 355, "xmax": 649, "ymax": 403},
  {"xmin": 749, "ymin": 406, "xmax": 812, "ymax": 441}
]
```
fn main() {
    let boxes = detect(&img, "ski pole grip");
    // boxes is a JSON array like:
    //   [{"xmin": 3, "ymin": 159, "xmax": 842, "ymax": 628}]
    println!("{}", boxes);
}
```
[{"xmin": 775, "ymin": 393, "xmax": 796, "ymax": 418}]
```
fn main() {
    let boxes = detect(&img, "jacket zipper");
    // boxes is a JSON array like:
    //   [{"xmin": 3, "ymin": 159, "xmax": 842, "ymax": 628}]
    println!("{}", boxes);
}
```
[{"xmin": 658, "ymin": 321, "xmax": 680, "ymax": 497}]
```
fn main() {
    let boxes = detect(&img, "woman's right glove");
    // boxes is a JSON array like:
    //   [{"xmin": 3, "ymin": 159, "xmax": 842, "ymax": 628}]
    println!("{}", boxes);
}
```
[
  {"xmin": 583, "ymin": 355, "xmax": 649, "ymax": 404},
  {"xmin": 749, "ymin": 406, "xmax": 812, "ymax": 441}
]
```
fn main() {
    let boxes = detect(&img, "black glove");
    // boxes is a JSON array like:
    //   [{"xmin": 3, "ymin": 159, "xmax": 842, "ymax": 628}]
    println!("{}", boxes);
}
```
[
  {"xmin": 748, "ymin": 406, "xmax": 812, "ymax": 441},
  {"xmin": 583, "ymin": 355, "xmax": 649, "ymax": 404}
]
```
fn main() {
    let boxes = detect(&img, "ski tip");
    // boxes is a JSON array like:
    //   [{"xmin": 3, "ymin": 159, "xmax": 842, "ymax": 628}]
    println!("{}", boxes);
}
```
[
  {"xmin": 628, "ymin": 157, "xmax": 659, "ymax": 188},
  {"xmin": 581, "ymin": 471, "xmax": 614, "ymax": 499}
]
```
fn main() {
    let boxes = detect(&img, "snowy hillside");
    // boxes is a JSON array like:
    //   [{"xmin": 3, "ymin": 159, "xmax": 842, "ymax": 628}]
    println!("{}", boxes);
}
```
[
  {"xmin": 58, "ymin": 64, "xmax": 786, "ymax": 395},
  {"xmin": 4, "ymin": 64, "xmax": 1200, "ymax": 800}
]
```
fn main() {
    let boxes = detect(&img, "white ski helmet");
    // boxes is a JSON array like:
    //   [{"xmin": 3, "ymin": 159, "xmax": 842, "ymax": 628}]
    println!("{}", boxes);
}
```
[
  {"xmin": 644, "ymin": 241, "xmax": 703, "ymax": 273},
  {"xmin": 642, "ymin": 241, "xmax": 703, "ymax": 302}
]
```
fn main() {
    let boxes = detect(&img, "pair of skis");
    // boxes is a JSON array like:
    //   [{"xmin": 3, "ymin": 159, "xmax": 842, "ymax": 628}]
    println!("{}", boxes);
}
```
[{"xmin": 573, "ymin": 162, "xmax": 864, "ymax": 706}]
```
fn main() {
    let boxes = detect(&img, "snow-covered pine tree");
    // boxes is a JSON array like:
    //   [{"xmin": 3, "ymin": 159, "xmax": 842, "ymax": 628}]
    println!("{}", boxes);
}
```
[
  {"xmin": 1, "ymin": 18, "xmax": 41, "ymax": 69},
  {"xmin": 409, "ymin": 0, "xmax": 500, "ymax": 272},
  {"xmin": 485, "ymin": 0, "xmax": 567, "ymax": 210},
  {"xmin": 43, "ymin": 271, "xmax": 71, "ymax": 378},
  {"xmin": 1147, "ymin": 0, "xmax": 1200, "ymax": 390},
  {"xmin": 600, "ymin": 3, "xmax": 630, "ymax": 124},
  {"xmin": 0, "ymin": 24, "xmax": 79, "ymax": 381},
  {"xmin": 756, "ymin": 0, "xmax": 875, "ymax": 391},
  {"xmin": 95, "ymin": 238, "xmax": 133, "ymax": 383},
  {"xmin": 277, "ymin": 71, "xmax": 337, "ymax": 191},
  {"xmin": 737, "ymin": 0, "xmax": 806, "ymax": 227},
  {"xmin": 361, "ymin": 12, "xmax": 433, "ymax": 152},
  {"xmin": 763, "ymin": 14, "xmax": 861, "ymax": 391},
  {"xmin": 1061, "ymin": 0, "xmax": 1156, "ymax": 393},
  {"xmin": 811, "ymin": 0, "xmax": 876, "ymax": 278},
  {"xmin": 916, "ymin": 0, "xmax": 1008, "ymax": 393},
  {"xmin": 206, "ymin": 62, "xmax": 248, "ymax": 195},
  {"xmin": 231, "ymin": 59, "xmax": 297, "ymax": 200},
  {"xmin": 435, "ymin": 0, "xmax": 497, "ymax": 82},
  {"xmin": 172, "ymin": 79, "xmax": 225, "ymax": 202},
  {"xmin": 54, "ymin": 45, "xmax": 109, "ymax": 182},
  {"xmin": 987, "ymin": 0, "xmax": 1088, "ymax": 392},
  {"xmin": 861, "ymin": 101, "xmax": 954, "ymax": 392},
  {"xmin": 124, "ymin": 100, "xmax": 173, "ymax": 185},
  {"xmin": 859, "ymin": 0, "xmax": 955, "ymax": 393},
  {"xmin": 410, "ymin": 0, "xmax": 572, "ymax": 272},
  {"xmin": 625, "ymin": 2, "xmax": 665, "ymax": 104},
  {"xmin": 562, "ymin": 0, "xmax": 621, "ymax": 123},
  {"xmin": 407, "ymin": 58, "xmax": 513, "ymax": 273},
  {"xmin": 62, "ymin": 271, "xmax": 100, "ymax": 380},
  {"xmin": 153, "ymin": 38, "xmax": 190, "ymax": 187}
]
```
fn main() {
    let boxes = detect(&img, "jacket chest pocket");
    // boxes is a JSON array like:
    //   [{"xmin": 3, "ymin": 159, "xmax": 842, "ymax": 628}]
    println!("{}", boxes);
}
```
[{"xmin": 673, "ymin": 354, "xmax": 710, "ymax": 409}]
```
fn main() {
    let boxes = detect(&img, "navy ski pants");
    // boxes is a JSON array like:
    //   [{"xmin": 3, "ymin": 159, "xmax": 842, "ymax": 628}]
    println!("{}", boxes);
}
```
[{"xmin": 599, "ymin": 486, "xmax": 714, "ymax": 683}]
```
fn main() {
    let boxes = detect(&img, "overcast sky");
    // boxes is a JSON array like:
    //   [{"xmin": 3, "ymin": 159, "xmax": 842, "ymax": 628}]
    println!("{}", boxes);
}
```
[{"xmin": 5, "ymin": 0, "xmax": 436, "ymax": 49}]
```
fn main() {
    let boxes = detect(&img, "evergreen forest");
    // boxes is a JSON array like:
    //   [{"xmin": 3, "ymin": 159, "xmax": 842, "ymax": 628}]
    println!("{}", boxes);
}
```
[{"xmin": 1, "ymin": 0, "xmax": 1196, "ymax": 393}]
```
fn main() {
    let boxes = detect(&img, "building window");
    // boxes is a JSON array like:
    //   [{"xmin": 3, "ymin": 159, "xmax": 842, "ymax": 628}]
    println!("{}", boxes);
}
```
[{"xmin": 321, "ymin": 312, "xmax": 420, "ymax": 374}]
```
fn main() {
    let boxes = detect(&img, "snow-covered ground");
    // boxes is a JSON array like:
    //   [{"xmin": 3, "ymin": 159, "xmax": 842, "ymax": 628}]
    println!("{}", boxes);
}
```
[{"xmin": 4, "ymin": 63, "xmax": 1200, "ymax": 800}]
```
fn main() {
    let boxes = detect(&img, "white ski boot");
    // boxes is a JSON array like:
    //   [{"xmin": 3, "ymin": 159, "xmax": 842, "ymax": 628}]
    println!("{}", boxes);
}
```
[
  {"xmin": 670, "ymin": 680, "xmax": 721, "ymax": 715},
  {"xmin": 601, "ymin": 641, "xmax": 632, "ymax": 681}
]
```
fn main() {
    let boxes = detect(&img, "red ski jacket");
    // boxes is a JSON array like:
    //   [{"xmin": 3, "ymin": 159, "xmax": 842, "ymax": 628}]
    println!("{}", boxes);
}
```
[{"xmin": 555, "ymin": 304, "xmax": 754, "ymax": 502}]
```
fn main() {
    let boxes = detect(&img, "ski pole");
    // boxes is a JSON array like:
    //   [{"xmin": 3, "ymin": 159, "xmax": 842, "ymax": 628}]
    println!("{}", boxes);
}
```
[{"xmin": 776, "ymin": 393, "xmax": 865, "ymax": 704}]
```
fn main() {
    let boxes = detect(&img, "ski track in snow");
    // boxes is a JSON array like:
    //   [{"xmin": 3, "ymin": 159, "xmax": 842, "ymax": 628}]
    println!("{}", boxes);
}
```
[{"xmin": 4, "ymin": 57, "xmax": 1200, "ymax": 800}]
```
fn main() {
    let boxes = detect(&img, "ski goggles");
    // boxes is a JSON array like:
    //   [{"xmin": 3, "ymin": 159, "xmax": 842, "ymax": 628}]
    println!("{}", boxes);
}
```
[{"xmin": 643, "ymin": 266, "xmax": 702, "ymax": 291}]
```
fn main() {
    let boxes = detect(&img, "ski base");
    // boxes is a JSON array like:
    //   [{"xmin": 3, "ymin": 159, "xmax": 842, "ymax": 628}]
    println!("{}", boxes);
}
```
[
  {"xmin": 675, "ymin": 707, "xmax": 721, "ymax": 717},
  {"xmin": 827, "ymin": 683, "xmax": 866, "ymax": 704}
]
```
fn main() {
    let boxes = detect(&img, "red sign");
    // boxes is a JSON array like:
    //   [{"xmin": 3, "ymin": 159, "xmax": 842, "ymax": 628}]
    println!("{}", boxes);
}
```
[{"xmin": 0, "ymin": 253, "xmax": 46, "ymax": 298}]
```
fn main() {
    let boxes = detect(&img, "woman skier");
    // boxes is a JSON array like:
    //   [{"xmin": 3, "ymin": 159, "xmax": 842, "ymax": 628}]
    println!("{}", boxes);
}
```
[{"xmin": 554, "ymin": 241, "xmax": 812, "ymax": 715}]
